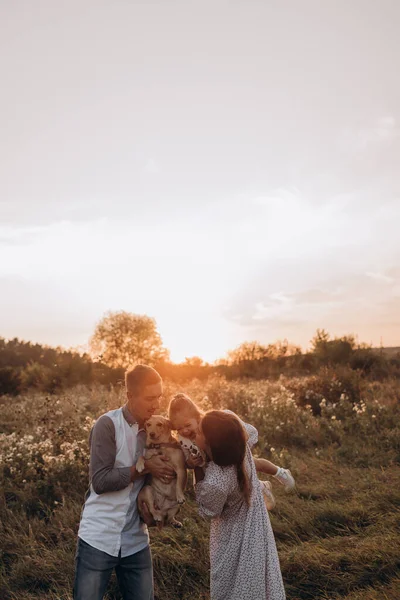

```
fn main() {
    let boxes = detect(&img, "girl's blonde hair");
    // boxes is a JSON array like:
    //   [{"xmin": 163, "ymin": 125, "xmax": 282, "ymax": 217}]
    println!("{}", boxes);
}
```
[{"xmin": 168, "ymin": 393, "xmax": 203, "ymax": 426}]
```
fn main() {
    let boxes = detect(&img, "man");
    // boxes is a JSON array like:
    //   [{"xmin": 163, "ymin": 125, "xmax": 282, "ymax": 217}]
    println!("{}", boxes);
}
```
[{"xmin": 73, "ymin": 364, "xmax": 175, "ymax": 600}]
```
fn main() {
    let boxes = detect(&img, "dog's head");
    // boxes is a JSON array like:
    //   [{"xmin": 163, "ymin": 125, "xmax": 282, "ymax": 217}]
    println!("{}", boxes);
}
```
[{"xmin": 144, "ymin": 415, "xmax": 173, "ymax": 445}]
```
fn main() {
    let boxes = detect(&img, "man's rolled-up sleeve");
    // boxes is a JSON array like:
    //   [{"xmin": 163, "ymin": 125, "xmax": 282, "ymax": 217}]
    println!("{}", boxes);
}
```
[{"xmin": 89, "ymin": 415, "xmax": 132, "ymax": 494}]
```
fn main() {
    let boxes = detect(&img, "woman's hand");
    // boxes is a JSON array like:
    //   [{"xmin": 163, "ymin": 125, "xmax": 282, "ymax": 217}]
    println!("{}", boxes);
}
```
[
  {"xmin": 186, "ymin": 455, "xmax": 204, "ymax": 469},
  {"xmin": 193, "ymin": 466, "xmax": 205, "ymax": 484}
]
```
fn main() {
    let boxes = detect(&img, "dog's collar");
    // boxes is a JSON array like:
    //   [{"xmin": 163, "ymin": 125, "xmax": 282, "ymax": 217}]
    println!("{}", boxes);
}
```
[{"xmin": 146, "ymin": 442, "xmax": 181, "ymax": 450}]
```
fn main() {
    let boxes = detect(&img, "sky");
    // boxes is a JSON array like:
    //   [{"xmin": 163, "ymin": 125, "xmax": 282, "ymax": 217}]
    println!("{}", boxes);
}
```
[{"xmin": 1, "ymin": 0, "xmax": 400, "ymax": 363}]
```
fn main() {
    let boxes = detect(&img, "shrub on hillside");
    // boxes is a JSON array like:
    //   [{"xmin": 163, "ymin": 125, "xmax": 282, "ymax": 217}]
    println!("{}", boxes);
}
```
[
  {"xmin": 285, "ymin": 367, "xmax": 362, "ymax": 415},
  {"xmin": 0, "ymin": 367, "xmax": 21, "ymax": 396}
]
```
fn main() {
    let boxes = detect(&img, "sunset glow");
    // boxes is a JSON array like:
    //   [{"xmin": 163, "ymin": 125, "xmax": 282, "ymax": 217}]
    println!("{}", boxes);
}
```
[{"xmin": 1, "ymin": 1, "xmax": 399, "ymax": 360}]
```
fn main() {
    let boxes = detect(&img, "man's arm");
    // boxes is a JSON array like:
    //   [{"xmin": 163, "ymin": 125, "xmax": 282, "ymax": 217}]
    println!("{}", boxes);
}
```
[
  {"xmin": 90, "ymin": 415, "xmax": 177, "ymax": 494},
  {"xmin": 90, "ymin": 415, "xmax": 134, "ymax": 494}
]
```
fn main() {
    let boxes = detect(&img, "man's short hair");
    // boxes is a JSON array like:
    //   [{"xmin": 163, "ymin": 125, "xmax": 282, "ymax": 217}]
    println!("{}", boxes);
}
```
[{"xmin": 125, "ymin": 364, "xmax": 162, "ymax": 395}]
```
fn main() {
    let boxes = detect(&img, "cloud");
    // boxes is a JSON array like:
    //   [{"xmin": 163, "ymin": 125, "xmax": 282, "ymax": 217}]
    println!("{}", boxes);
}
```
[
  {"xmin": 340, "ymin": 115, "xmax": 398, "ymax": 154},
  {"xmin": 0, "ymin": 223, "xmax": 49, "ymax": 246},
  {"xmin": 223, "ymin": 266, "xmax": 400, "ymax": 348},
  {"xmin": 248, "ymin": 288, "xmax": 344, "ymax": 326},
  {"xmin": 252, "ymin": 293, "xmax": 293, "ymax": 321},
  {"xmin": 252, "ymin": 187, "xmax": 301, "ymax": 208},
  {"xmin": 0, "ymin": 275, "xmax": 94, "ymax": 348},
  {"xmin": 0, "ymin": 219, "xmax": 110, "ymax": 279},
  {"xmin": 365, "ymin": 271, "xmax": 395, "ymax": 284},
  {"xmin": 144, "ymin": 158, "xmax": 159, "ymax": 174}
]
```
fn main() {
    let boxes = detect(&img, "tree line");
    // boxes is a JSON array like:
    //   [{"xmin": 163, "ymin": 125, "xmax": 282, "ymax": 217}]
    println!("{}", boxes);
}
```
[{"xmin": 1, "ymin": 311, "xmax": 399, "ymax": 396}]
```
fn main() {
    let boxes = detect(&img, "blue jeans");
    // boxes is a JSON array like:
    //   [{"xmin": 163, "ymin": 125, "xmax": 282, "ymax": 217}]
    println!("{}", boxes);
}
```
[{"xmin": 73, "ymin": 538, "xmax": 154, "ymax": 600}]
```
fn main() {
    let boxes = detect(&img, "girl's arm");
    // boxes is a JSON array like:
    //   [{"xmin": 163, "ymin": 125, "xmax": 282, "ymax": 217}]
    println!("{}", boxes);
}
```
[{"xmin": 253, "ymin": 457, "xmax": 279, "ymax": 476}]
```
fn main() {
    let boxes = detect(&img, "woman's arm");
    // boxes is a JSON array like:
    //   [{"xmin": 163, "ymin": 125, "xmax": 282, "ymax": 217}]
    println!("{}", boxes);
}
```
[
  {"xmin": 195, "ymin": 473, "xmax": 228, "ymax": 519},
  {"xmin": 193, "ymin": 466, "xmax": 205, "ymax": 484},
  {"xmin": 223, "ymin": 410, "xmax": 280, "ymax": 475},
  {"xmin": 223, "ymin": 409, "xmax": 258, "ymax": 447}
]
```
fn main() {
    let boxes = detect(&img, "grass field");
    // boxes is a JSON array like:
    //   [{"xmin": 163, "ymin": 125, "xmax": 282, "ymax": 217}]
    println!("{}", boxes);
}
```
[{"xmin": 1, "ymin": 373, "xmax": 399, "ymax": 599}]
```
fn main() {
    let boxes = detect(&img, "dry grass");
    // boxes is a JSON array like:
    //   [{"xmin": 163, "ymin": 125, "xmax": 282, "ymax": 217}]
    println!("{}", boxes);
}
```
[{"xmin": 1, "ymin": 375, "xmax": 399, "ymax": 599}]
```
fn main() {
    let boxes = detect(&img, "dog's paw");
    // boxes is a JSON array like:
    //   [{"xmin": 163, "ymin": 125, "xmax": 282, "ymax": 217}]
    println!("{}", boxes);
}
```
[
  {"xmin": 170, "ymin": 518, "xmax": 183, "ymax": 528},
  {"xmin": 177, "ymin": 493, "xmax": 185, "ymax": 505},
  {"xmin": 136, "ymin": 456, "xmax": 145, "ymax": 473}
]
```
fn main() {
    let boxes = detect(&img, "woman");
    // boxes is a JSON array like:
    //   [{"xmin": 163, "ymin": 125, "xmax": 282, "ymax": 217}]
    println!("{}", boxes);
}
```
[{"xmin": 194, "ymin": 410, "xmax": 286, "ymax": 600}]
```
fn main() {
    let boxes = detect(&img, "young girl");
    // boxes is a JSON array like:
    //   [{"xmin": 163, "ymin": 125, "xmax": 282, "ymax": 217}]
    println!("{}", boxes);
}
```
[
  {"xmin": 168, "ymin": 393, "xmax": 295, "ymax": 509},
  {"xmin": 194, "ymin": 410, "xmax": 286, "ymax": 600}
]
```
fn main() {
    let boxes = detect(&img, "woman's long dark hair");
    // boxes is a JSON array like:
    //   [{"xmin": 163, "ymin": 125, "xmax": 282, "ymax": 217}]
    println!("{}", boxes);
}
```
[{"xmin": 201, "ymin": 410, "xmax": 251, "ymax": 506}]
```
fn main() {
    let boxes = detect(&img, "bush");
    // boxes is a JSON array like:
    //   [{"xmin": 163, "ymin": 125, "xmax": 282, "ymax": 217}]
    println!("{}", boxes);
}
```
[{"xmin": 0, "ymin": 367, "xmax": 21, "ymax": 396}]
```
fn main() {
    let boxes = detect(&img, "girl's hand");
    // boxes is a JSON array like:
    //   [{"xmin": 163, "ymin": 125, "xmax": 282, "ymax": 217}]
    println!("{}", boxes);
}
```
[{"xmin": 186, "ymin": 455, "xmax": 204, "ymax": 469}]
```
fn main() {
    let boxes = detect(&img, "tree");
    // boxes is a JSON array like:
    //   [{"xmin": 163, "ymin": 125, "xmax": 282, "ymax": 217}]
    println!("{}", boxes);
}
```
[
  {"xmin": 0, "ymin": 366, "xmax": 21, "ymax": 396},
  {"xmin": 310, "ymin": 329, "xmax": 330, "ymax": 354},
  {"xmin": 311, "ymin": 329, "xmax": 356, "ymax": 365},
  {"xmin": 183, "ymin": 356, "xmax": 205, "ymax": 368},
  {"xmin": 89, "ymin": 311, "xmax": 169, "ymax": 369},
  {"xmin": 227, "ymin": 341, "xmax": 269, "ymax": 364},
  {"xmin": 227, "ymin": 340, "xmax": 301, "ymax": 364}
]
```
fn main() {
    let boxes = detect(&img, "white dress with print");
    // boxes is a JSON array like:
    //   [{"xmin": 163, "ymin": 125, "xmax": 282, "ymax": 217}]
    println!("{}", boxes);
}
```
[{"xmin": 195, "ymin": 417, "xmax": 286, "ymax": 600}]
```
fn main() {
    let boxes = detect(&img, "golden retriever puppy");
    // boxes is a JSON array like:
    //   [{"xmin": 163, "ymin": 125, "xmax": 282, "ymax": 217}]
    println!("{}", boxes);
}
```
[{"xmin": 137, "ymin": 415, "xmax": 187, "ymax": 526}]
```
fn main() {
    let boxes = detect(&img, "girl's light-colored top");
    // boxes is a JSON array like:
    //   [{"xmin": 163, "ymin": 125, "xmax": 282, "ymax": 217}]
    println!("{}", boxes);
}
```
[{"xmin": 177, "ymin": 434, "xmax": 206, "ymax": 464}]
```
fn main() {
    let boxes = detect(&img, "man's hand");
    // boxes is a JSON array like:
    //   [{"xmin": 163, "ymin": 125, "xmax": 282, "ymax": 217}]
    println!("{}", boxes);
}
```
[{"xmin": 145, "ymin": 454, "xmax": 176, "ymax": 483}]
